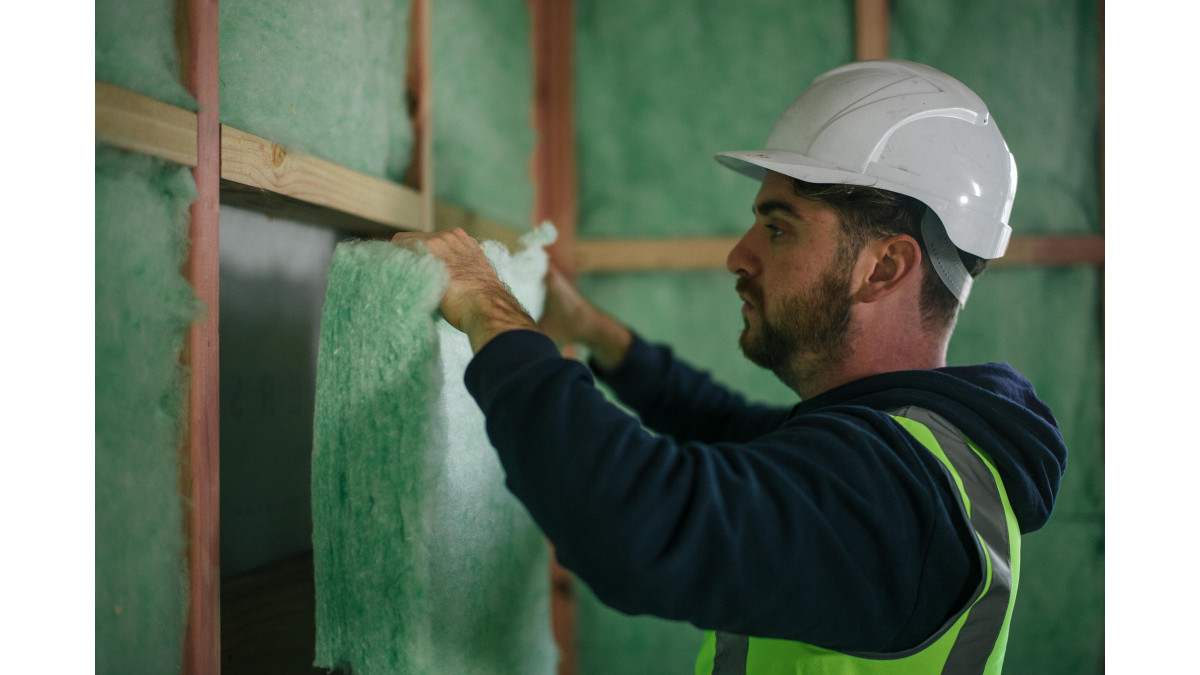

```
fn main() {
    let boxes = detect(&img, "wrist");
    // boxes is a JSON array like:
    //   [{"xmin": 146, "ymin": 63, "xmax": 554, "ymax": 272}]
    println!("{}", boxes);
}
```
[
  {"xmin": 461, "ymin": 293, "xmax": 537, "ymax": 354},
  {"xmin": 581, "ymin": 311, "xmax": 632, "ymax": 372}
]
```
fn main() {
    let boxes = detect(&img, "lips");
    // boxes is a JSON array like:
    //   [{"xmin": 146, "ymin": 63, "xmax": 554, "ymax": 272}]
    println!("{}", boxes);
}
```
[{"xmin": 736, "ymin": 279, "xmax": 762, "ymax": 313}]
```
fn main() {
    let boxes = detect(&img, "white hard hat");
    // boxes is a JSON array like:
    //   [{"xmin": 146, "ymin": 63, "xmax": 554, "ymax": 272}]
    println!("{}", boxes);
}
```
[{"xmin": 716, "ymin": 60, "xmax": 1017, "ymax": 305}]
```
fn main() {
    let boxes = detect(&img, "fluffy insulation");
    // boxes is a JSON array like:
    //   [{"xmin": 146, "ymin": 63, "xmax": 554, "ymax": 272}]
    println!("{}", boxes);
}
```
[
  {"xmin": 312, "ymin": 226, "xmax": 558, "ymax": 674},
  {"xmin": 96, "ymin": 0, "xmax": 195, "ymax": 109},
  {"xmin": 219, "ymin": 0, "xmax": 414, "ymax": 181},
  {"xmin": 95, "ymin": 147, "xmax": 200, "ymax": 673}
]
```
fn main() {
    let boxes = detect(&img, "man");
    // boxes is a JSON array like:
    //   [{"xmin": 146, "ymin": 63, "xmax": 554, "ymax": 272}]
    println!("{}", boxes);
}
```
[{"xmin": 393, "ymin": 60, "xmax": 1066, "ymax": 674}]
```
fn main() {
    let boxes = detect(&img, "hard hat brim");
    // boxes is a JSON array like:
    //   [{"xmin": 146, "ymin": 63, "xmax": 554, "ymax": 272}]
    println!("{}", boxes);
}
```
[{"xmin": 714, "ymin": 150, "xmax": 1011, "ymax": 259}]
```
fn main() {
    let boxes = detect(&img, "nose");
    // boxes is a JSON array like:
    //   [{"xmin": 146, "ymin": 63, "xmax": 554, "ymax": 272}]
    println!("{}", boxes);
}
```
[{"xmin": 726, "ymin": 225, "xmax": 759, "ymax": 278}]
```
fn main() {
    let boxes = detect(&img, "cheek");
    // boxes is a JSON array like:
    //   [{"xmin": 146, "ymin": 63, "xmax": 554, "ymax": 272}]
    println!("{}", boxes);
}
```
[{"xmin": 762, "ymin": 258, "xmax": 818, "ymax": 300}]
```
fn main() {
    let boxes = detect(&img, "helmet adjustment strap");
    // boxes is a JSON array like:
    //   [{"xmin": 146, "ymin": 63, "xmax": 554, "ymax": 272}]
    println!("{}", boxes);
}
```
[{"xmin": 921, "ymin": 208, "xmax": 973, "ymax": 307}]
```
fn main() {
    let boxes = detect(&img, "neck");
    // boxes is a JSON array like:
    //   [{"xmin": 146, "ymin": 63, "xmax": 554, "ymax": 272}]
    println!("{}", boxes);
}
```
[{"xmin": 786, "ymin": 316, "xmax": 951, "ymax": 401}]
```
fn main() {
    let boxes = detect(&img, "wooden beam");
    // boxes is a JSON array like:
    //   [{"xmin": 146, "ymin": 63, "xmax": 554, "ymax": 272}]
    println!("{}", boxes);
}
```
[
  {"xmin": 95, "ymin": 83, "xmax": 525, "ymax": 245},
  {"xmin": 530, "ymin": 0, "xmax": 579, "ymax": 279},
  {"xmin": 177, "ymin": 0, "xmax": 220, "ymax": 673},
  {"xmin": 220, "ymin": 125, "xmax": 425, "ymax": 234},
  {"xmin": 529, "ymin": 2, "xmax": 580, "ymax": 671},
  {"xmin": 433, "ymin": 200, "xmax": 525, "ymax": 249},
  {"xmin": 404, "ymin": 0, "xmax": 435, "ymax": 231},
  {"xmin": 573, "ymin": 234, "xmax": 1106, "ymax": 273},
  {"xmin": 575, "ymin": 237, "xmax": 739, "ymax": 273},
  {"xmin": 92, "ymin": 87, "xmax": 1103, "ymax": 271},
  {"xmin": 855, "ymin": 0, "xmax": 890, "ymax": 61},
  {"xmin": 994, "ymin": 234, "xmax": 1105, "ymax": 268},
  {"xmin": 95, "ymin": 82, "xmax": 198, "ymax": 167},
  {"xmin": 96, "ymin": 82, "xmax": 422, "ymax": 233}
]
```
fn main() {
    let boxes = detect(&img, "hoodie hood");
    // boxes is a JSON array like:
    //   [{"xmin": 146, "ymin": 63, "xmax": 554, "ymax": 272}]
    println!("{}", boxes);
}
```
[{"xmin": 796, "ymin": 363, "xmax": 1067, "ymax": 533}]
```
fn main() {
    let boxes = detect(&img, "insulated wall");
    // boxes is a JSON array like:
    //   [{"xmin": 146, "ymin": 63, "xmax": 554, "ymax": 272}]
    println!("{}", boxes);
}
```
[
  {"xmin": 95, "ymin": 1, "xmax": 200, "ymax": 670},
  {"xmin": 219, "ymin": 0, "xmax": 414, "ymax": 181},
  {"xmin": 216, "ymin": 0, "xmax": 417, "ymax": 588},
  {"xmin": 432, "ymin": 0, "xmax": 537, "ymax": 229},
  {"xmin": 95, "ymin": 147, "xmax": 199, "ymax": 672},
  {"xmin": 215, "ymin": 2, "xmax": 547, "ymax": 673},
  {"xmin": 572, "ymin": 1, "xmax": 1102, "ymax": 674},
  {"xmin": 216, "ymin": 0, "xmax": 539, "ymax": 567},
  {"xmin": 95, "ymin": 0, "xmax": 194, "ymax": 109}
]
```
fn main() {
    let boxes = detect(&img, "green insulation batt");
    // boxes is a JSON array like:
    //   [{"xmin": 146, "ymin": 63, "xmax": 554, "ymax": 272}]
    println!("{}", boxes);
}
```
[
  {"xmin": 95, "ymin": 0, "xmax": 194, "ymax": 109},
  {"xmin": 432, "ymin": 0, "xmax": 536, "ymax": 230},
  {"xmin": 312, "ymin": 227, "xmax": 558, "ymax": 675},
  {"xmin": 575, "ymin": 0, "xmax": 853, "ymax": 238},
  {"xmin": 95, "ymin": 146, "xmax": 200, "ymax": 673},
  {"xmin": 219, "ymin": 0, "xmax": 414, "ymax": 181}
]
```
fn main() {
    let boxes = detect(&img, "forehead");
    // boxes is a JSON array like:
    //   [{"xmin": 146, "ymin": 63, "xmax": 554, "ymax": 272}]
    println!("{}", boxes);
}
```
[{"xmin": 753, "ymin": 171, "xmax": 841, "ymax": 227}]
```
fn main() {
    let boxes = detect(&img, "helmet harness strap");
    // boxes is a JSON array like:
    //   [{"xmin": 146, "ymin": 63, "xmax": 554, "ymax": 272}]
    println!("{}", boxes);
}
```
[{"xmin": 920, "ymin": 207, "xmax": 973, "ymax": 307}]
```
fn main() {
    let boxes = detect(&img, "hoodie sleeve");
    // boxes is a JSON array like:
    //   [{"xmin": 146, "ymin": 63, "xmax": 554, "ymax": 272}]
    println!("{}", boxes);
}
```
[
  {"xmin": 593, "ymin": 332, "xmax": 792, "ymax": 443},
  {"xmin": 465, "ymin": 330, "xmax": 980, "ymax": 652}
]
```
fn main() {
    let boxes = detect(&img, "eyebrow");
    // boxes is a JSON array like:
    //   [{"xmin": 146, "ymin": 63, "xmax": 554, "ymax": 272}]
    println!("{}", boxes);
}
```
[{"xmin": 753, "ymin": 199, "xmax": 802, "ymax": 220}]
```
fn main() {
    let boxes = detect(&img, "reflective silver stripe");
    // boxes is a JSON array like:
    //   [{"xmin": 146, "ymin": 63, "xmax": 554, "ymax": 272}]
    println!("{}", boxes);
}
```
[
  {"xmin": 893, "ymin": 406, "xmax": 1012, "ymax": 675},
  {"xmin": 713, "ymin": 632, "xmax": 749, "ymax": 675}
]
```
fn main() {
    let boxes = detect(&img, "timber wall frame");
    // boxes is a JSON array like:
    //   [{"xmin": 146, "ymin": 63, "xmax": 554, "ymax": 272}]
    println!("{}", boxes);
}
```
[{"xmin": 94, "ymin": 0, "xmax": 1104, "ymax": 673}]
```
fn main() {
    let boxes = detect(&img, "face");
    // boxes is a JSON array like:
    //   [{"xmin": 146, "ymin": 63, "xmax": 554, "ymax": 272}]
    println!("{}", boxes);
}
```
[{"xmin": 726, "ymin": 172, "xmax": 858, "ymax": 383}]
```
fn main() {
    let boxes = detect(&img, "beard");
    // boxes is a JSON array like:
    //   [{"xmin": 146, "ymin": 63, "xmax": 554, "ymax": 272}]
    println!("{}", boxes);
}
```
[{"xmin": 737, "ymin": 262, "xmax": 856, "ymax": 385}]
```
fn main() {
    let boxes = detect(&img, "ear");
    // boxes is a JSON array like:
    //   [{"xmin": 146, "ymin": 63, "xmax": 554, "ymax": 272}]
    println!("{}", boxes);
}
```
[{"xmin": 855, "ymin": 235, "xmax": 921, "ymax": 303}]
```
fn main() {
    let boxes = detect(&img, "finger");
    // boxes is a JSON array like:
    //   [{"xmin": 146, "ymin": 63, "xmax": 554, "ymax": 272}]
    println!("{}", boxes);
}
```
[
  {"xmin": 390, "ymin": 230, "xmax": 428, "ymax": 243},
  {"xmin": 390, "ymin": 231, "xmax": 431, "ymax": 254},
  {"xmin": 447, "ymin": 228, "xmax": 484, "ymax": 251}
]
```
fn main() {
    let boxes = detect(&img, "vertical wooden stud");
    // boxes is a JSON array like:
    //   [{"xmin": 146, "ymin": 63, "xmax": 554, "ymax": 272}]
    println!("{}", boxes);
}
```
[
  {"xmin": 405, "ymin": 0, "xmax": 435, "ymax": 232},
  {"xmin": 855, "ymin": 0, "xmax": 890, "ymax": 61},
  {"xmin": 530, "ymin": 1, "xmax": 580, "ymax": 674},
  {"xmin": 530, "ymin": 0, "xmax": 578, "ymax": 279},
  {"xmin": 178, "ymin": 0, "xmax": 221, "ymax": 672}
]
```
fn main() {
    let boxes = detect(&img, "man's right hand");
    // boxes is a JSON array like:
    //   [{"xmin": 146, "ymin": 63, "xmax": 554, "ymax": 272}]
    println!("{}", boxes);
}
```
[{"xmin": 539, "ymin": 265, "xmax": 633, "ymax": 372}]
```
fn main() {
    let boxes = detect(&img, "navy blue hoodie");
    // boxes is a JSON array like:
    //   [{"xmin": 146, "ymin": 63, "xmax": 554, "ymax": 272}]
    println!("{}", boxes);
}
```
[{"xmin": 464, "ymin": 329, "xmax": 1067, "ymax": 654}]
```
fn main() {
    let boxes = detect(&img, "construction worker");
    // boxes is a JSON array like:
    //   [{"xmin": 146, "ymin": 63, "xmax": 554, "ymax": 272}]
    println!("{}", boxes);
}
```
[{"xmin": 393, "ymin": 60, "xmax": 1066, "ymax": 674}]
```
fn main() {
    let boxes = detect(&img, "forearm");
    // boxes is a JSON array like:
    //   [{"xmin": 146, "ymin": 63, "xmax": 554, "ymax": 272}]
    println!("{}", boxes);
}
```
[{"xmin": 573, "ymin": 306, "xmax": 633, "ymax": 372}]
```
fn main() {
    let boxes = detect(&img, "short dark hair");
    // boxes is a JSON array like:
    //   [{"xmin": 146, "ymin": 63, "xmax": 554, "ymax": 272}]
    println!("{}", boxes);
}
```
[{"xmin": 790, "ymin": 178, "xmax": 987, "ymax": 332}]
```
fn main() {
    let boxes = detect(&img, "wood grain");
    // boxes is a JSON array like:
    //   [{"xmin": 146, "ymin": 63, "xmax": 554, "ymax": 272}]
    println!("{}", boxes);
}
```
[
  {"xmin": 530, "ymin": 0, "xmax": 579, "ymax": 279},
  {"xmin": 855, "ymin": 0, "xmax": 890, "ymax": 61},
  {"xmin": 220, "ymin": 125, "xmax": 425, "ymax": 234},
  {"xmin": 95, "ymin": 81, "xmax": 198, "ymax": 167},
  {"xmin": 529, "ymin": 3, "xmax": 580, "ymax": 671},
  {"xmin": 178, "ymin": 0, "xmax": 221, "ymax": 673}
]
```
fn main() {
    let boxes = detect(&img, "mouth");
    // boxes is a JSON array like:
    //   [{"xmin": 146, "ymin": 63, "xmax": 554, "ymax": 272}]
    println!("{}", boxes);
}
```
[{"xmin": 736, "ymin": 281, "xmax": 760, "ymax": 315}]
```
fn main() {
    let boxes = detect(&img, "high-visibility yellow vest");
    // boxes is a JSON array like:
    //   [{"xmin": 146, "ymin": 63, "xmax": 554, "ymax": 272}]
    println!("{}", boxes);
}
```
[{"xmin": 695, "ymin": 406, "xmax": 1022, "ymax": 674}]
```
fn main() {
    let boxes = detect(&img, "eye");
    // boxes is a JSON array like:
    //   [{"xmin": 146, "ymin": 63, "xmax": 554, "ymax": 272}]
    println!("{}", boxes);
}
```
[{"xmin": 764, "ymin": 223, "xmax": 784, "ymax": 239}]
